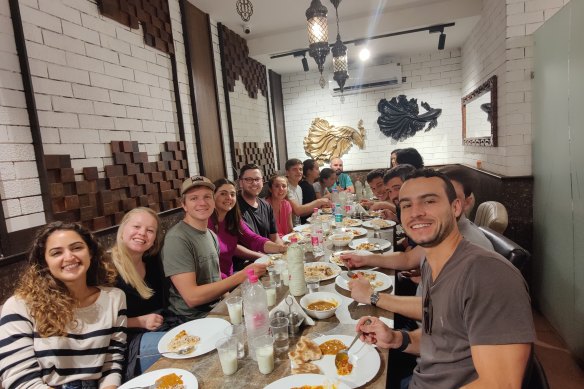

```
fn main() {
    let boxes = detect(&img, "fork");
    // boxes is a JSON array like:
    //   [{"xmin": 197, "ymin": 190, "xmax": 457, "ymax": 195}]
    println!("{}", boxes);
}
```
[{"xmin": 137, "ymin": 344, "xmax": 194, "ymax": 359}]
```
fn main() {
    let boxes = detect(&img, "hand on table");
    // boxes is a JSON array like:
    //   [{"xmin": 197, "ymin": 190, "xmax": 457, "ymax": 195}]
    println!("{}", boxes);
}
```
[
  {"xmin": 339, "ymin": 253, "xmax": 369, "ymax": 269},
  {"xmin": 245, "ymin": 262, "xmax": 267, "ymax": 277},
  {"xmin": 360, "ymin": 199, "xmax": 374, "ymax": 209},
  {"xmin": 317, "ymin": 198, "xmax": 331, "ymax": 208},
  {"xmin": 356, "ymin": 316, "xmax": 398, "ymax": 349},
  {"xmin": 348, "ymin": 275, "xmax": 373, "ymax": 304},
  {"xmin": 381, "ymin": 209, "xmax": 398, "ymax": 222},
  {"xmin": 138, "ymin": 313, "xmax": 164, "ymax": 330}
]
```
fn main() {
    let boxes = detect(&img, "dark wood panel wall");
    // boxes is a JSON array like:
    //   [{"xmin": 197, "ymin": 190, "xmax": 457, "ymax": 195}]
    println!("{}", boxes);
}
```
[
  {"xmin": 269, "ymin": 70, "xmax": 287, "ymax": 171},
  {"xmin": 181, "ymin": 0, "xmax": 226, "ymax": 181}
]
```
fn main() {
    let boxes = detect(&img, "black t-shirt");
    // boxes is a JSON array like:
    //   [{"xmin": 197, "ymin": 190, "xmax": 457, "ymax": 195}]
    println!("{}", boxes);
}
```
[
  {"xmin": 115, "ymin": 254, "xmax": 167, "ymax": 318},
  {"xmin": 237, "ymin": 194, "xmax": 277, "ymax": 238},
  {"xmin": 299, "ymin": 180, "xmax": 317, "ymax": 224}
]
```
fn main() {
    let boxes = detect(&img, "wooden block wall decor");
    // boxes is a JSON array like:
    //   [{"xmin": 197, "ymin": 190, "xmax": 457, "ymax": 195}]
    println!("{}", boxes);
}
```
[
  {"xmin": 98, "ymin": 0, "xmax": 174, "ymax": 54},
  {"xmin": 219, "ymin": 25, "xmax": 267, "ymax": 99},
  {"xmin": 232, "ymin": 141, "xmax": 276, "ymax": 178},
  {"xmin": 83, "ymin": 167, "xmax": 99, "ymax": 180}
]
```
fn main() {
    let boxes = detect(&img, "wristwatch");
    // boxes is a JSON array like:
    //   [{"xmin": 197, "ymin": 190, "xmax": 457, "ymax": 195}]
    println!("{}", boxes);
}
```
[
  {"xmin": 370, "ymin": 290, "xmax": 380, "ymax": 306},
  {"xmin": 396, "ymin": 330, "xmax": 411, "ymax": 352}
]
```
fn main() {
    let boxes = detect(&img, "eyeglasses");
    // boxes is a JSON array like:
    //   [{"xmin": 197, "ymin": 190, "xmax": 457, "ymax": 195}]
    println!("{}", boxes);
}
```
[
  {"xmin": 423, "ymin": 286, "xmax": 433, "ymax": 335},
  {"xmin": 241, "ymin": 177, "xmax": 263, "ymax": 184}
]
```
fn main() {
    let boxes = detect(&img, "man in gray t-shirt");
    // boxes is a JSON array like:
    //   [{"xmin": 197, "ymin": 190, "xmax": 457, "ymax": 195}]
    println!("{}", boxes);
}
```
[
  {"xmin": 355, "ymin": 169, "xmax": 534, "ymax": 388},
  {"xmin": 162, "ymin": 176, "xmax": 266, "ymax": 322}
]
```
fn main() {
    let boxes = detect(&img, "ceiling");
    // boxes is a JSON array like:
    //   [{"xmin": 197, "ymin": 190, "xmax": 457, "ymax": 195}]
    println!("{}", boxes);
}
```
[{"xmin": 187, "ymin": 0, "xmax": 483, "ymax": 74}]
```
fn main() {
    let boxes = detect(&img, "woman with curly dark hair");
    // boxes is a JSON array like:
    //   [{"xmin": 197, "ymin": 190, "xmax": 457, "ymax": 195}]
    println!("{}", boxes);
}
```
[{"xmin": 0, "ymin": 221, "xmax": 126, "ymax": 389}]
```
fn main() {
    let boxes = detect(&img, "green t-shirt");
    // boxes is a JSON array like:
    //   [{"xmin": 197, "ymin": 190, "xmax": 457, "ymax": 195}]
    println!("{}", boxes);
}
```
[{"xmin": 161, "ymin": 220, "xmax": 220, "ymax": 321}]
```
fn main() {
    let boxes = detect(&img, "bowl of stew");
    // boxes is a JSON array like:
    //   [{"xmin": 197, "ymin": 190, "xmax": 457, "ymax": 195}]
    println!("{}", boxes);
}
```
[{"xmin": 299, "ymin": 291, "xmax": 340, "ymax": 319}]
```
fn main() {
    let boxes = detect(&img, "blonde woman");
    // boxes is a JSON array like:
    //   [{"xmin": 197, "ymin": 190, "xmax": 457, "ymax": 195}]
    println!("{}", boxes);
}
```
[
  {"xmin": 0, "ymin": 222, "xmax": 126, "ymax": 389},
  {"xmin": 112, "ymin": 207, "xmax": 172, "ymax": 380}
]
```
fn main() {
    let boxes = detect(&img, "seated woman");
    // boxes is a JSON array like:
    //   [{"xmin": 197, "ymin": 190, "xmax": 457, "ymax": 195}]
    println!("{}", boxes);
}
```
[
  {"xmin": 209, "ymin": 178, "xmax": 287, "ymax": 278},
  {"xmin": 112, "ymin": 207, "xmax": 175, "ymax": 380},
  {"xmin": 313, "ymin": 168, "xmax": 337, "ymax": 199},
  {"xmin": 0, "ymin": 222, "xmax": 126, "ymax": 389},
  {"xmin": 265, "ymin": 174, "xmax": 293, "ymax": 237}
]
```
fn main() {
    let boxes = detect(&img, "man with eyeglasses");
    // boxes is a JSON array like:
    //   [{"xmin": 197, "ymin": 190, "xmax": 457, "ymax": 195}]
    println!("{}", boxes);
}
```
[
  {"xmin": 355, "ymin": 169, "xmax": 534, "ymax": 389},
  {"xmin": 237, "ymin": 164, "xmax": 284, "ymax": 245}
]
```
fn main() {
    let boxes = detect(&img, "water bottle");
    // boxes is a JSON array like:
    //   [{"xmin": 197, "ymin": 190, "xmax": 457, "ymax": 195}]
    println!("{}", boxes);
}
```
[
  {"xmin": 241, "ymin": 268, "xmax": 255, "ymax": 297},
  {"xmin": 311, "ymin": 220, "xmax": 324, "ymax": 257},
  {"xmin": 243, "ymin": 274, "xmax": 270, "ymax": 360},
  {"xmin": 334, "ymin": 203, "xmax": 343, "ymax": 228},
  {"xmin": 288, "ymin": 237, "xmax": 307, "ymax": 296},
  {"xmin": 311, "ymin": 207, "xmax": 319, "ymax": 223},
  {"xmin": 355, "ymin": 180, "xmax": 363, "ymax": 200},
  {"xmin": 331, "ymin": 189, "xmax": 339, "ymax": 212}
]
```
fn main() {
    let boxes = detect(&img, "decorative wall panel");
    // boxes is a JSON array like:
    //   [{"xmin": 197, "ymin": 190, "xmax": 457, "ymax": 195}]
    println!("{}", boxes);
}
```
[
  {"xmin": 98, "ymin": 0, "xmax": 174, "ymax": 54},
  {"xmin": 233, "ymin": 142, "xmax": 275, "ymax": 178},
  {"xmin": 219, "ymin": 24, "xmax": 267, "ymax": 98}
]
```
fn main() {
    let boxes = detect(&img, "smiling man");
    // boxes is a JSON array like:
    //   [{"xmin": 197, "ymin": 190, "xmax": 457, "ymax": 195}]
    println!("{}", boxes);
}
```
[
  {"xmin": 355, "ymin": 169, "xmax": 535, "ymax": 389},
  {"xmin": 162, "ymin": 176, "xmax": 265, "ymax": 322}
]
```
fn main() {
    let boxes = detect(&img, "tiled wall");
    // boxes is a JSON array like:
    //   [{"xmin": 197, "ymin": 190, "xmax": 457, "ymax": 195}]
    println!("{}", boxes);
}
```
[
  {"xmin": 0, "ymin": 0, "xmax": 194, "ymax": 232},
  {"xmin": 282, "ymin": 50, "xmax": 464, "ymax": 171}
]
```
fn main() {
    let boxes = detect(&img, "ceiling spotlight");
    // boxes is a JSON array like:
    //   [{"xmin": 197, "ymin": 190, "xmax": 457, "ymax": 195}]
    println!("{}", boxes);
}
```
[
  {"xmin": 438, "ymin": 32, "xmax": 446, "ymax": 50},
  {"xmin": 359, "ymin": 47, "xmax": 370, "ymax": 61},
  {"xmin": 302, "ymin": 55, "xmax": 309, "ymax": 71}
]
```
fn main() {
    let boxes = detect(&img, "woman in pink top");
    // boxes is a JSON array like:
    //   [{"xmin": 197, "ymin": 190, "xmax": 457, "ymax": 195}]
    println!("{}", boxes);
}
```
[
  {"xmin": 209, "ymin": 178, "xmax": 287, "ymax": 278},
  {"xmin": 266, "ymin": 174, "xmax": 294, "ymax": 237}
]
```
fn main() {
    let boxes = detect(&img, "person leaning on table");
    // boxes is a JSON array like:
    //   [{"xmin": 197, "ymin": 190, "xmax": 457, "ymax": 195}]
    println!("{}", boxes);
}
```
[
  {"xmin": 355, "ymin": 169, "xmax": 534, "ymax": 389},
  {"xmin": 0, "ymin": 222, "xmax": 126, "ymax": 389},
  {"xmin": 161, "ymin": 176, "xmax": 266, "ymax": 323}
]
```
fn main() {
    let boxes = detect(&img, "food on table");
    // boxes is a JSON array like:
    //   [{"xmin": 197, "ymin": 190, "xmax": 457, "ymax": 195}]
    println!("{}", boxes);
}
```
[
  {"xmin": 155, "ymin": 372, "xmax": 184, "ymax": 389},
  {"xmin": 291, "ymin": 361, "xmax": 322, "ymax": 374},
  {"xmin": 290, "ymin": 232, "xmax": 310, "ymax": 241},
  {"xmin": 335, "ymin": 352, "xmax": 354, "ymax": 376},
  {"xmin": 348, "ymin": 271, "xmax": 383, "ymax": 288},
  {"xmin": 321, "ymin": 207, "xmax": 333, "ymax": 214},
  {"xmin": 356, "ymin": 242, "xmax": 377, "ymax": 250},
  {"xmin": 304, "ymin": 264, "xmax": 340, "ymax": 280},
  {"xmin": 269, "ymin": 254, "xmax": 284, "ymax": 260},
  {"xmin": 167, "ymin": 330, "xmax": 200, "ymax": 353},
  {"xmin": 369, "ymin": 210, "xmax": 384, "ymax": 217},
  {"xmin": 342, "ymin": 218, "xmax": 360, "ymax": 227},
  {"xmin": 319, "ymin": 339, "xmax": 347, "ymax": 355},
  {"xmin": 329, "ymin": 253, "xmax": 346, "ymax": 267},
  {"xmin": 346, "ymin": 229, "xmax": 363, "ymax": 237},
  {"xmin": 307, "ymin": 300, "xmax": 338, "ymax": 311},
  {"xmin": 288, "ymin": 336, "xmax": 323, "ymax": 365},
  {"xmin": 370, "ymin": 219, "xmax": 392, "ymax": 228}
]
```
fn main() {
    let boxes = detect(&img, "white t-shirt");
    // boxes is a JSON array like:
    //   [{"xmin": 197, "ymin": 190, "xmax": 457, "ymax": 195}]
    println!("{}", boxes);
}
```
[{"xmin": 287, "ymin": 184, "xmax": 303, "ymax": 225}]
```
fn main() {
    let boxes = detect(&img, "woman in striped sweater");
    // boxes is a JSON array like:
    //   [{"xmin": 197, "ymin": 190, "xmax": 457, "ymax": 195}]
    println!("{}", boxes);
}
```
[{"xmin": 0, "ymin": 222, "xmax": 127, "ymax": 389}]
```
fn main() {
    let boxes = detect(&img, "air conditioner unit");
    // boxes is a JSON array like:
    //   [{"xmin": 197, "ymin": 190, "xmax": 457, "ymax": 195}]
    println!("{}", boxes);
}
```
[{"xmin": 329, "ymin": 62, "xmax": 402, "ymax": 96}]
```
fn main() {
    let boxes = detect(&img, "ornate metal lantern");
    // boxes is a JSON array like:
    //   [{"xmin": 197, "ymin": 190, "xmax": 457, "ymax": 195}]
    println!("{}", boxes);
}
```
[
  {"xmin": 330, "ymin": 0, "xmax": 348, "ymax": 94},
  {"xmin": 306, "ymin": 0, "xmax": 329, "ymax": 87},
  {"xmin": 236, "ymin": 0, "xmax": 253, "ymax": 22}
]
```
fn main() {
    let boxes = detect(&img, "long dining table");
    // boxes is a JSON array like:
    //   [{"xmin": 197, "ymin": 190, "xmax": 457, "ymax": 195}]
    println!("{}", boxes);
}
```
[{"xmin": 147, "ymin": 224, "xmax": 396, "ymax": 388}]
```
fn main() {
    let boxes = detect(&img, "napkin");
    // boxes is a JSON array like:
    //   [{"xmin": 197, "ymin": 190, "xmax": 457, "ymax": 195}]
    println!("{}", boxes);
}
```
[{"xmin": 269, "ymin": 294, "xmax": 315, "ymax": 326}]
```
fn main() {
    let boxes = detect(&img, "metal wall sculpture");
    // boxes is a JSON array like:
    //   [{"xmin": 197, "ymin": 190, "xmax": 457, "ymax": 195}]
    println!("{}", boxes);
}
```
[
  {"xmin": 377, "ymin": 95, "xmax": 442, "ymax": 141},
  {"xmin": 303, "ymin": 118, "xmax": 365, "ymax": 164}
]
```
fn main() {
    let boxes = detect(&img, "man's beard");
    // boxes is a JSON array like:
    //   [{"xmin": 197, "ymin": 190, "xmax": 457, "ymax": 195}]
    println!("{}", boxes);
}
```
[
  {"xmin": 335, "ymin": 169, "xmax": 342, "ymax": 175},
  {"xmin": 413, "ymin": 214, "xmax": 456, "ymax": 248}
]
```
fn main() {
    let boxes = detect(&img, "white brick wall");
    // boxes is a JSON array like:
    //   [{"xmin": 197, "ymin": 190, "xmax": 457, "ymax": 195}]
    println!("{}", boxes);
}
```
[
  {"xmin": 282, "ymin": 50, "xmax": 463, "ymax": 172},
  {"xmin": 461, "ymin": 0, "xmax": 570, "ymax": 176},
  {"xmin": 0, "ymin": 0, "xmax": 195, "ymax": 232}
]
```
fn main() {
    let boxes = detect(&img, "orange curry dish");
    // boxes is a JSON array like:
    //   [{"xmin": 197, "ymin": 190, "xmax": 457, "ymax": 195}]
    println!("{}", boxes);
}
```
[
  {"xmin": 319, "ymin": 339, "xmax": 347, "ymax": 355},
  {"xmin": 154, "ymin": 372, "xmax": 184, "ymax": 389}
]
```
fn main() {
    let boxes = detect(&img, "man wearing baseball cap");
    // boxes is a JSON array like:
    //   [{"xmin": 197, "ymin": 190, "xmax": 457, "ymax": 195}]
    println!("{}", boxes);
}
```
[{"xmin": 162, "ymin": 175, "xmax": 266, "ymax": 321}]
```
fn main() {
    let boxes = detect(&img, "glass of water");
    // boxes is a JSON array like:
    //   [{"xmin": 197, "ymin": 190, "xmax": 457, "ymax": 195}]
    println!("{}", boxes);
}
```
[
  {"xmin": 305, "ymin": 276, "xmax": 320, "ymax": 293},
  {"xmin": 267, "ymin": 265, "xmax": 281, "ymax": 287},
  {"xmin": 269, "ymin": 316, "xmax": 289, "ymax": 355}
]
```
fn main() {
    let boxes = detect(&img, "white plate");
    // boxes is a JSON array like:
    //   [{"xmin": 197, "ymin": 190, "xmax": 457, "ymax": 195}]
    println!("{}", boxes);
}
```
[
  {"xmin": 304, "ymin": 262, "xmax": 342, "ymax": 281},
  {"xmin": 341, "ymin": 218, "xmax": 362, "ymax": 227},
  {"xmin": 283, "ymin": 231, "xmax": 310, "ymax": 243},
  {"xmin": 119, "ymin": 368, "xmax": 198, "ymax": 389},
  {"xmin": 293, "ymin": 224, "xmax": 313, "ymax": 233},
  {"xmin": 336, "ymin": 270, "xmax": 393, "ymax": 292},
  {"xmin": 255, "ymin": 254, "xmax": 284, "ymax": 265},
  {"xmin": 349, "ymin": 237, "xmax": 391, "ymax": 251},
  {"xmin": 157, "ymin": 317, "xmax": 231, "ymax": 359},
  {"xmin": 329, "ymin": 250, "xmax": 373, "ymax": 268},
  {"xmin": 308, "ymin": 214, "xmax": 335, "ymax": 223},
  {"xmin": 311, "ymin": 334, "xmax": 381, "ymax": 388},
  {"xmin": 264, "ymin": 374, "xmax": 350, "ymax": 389},
  {"xmin": 340, "ymin": 227, "xmax": 367, "ymax": 237},
  {"xmin": 362, "ymin": 219, "xmax": 397, "ymax": 229}
]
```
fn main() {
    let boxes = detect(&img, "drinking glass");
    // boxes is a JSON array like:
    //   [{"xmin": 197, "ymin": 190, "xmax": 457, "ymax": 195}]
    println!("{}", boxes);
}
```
[
  {"xmin": 224, "ymin": 324, "xmax": 246, "ymax": 359},
  {"xmin": 269, "ymin": 316, "xmax": 289, "ymax": 354},
  {"xmin": 305, "ymin": 276, "xmax": 320, "ymax": 293},
  {"xmin": 263, "ymin": 280, "xmax": 277, "ymax": 307},
  {"xmin": 216, "ymin": 336, "xmax": 239, "ymax": 375},
  {"xmin": 225, "ymin": 296, "xmax": 243, "ymax": 324},
  {"xmin": 251, "ymin": 335, "xmax": 275, "ymax": 374},
  {"xmin": 267, "ymin": 265, "xmax": 281, "ymax": 287}
]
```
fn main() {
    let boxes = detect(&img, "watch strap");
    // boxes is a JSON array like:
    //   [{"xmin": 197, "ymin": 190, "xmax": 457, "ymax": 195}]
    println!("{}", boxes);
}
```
[
  {"xmin": 370, "ymin": 290, "xmax": 380, "ymax": 306},
  {"xmin": 396, "ymin": 330, "xmax": 410, "ymax": 352}
]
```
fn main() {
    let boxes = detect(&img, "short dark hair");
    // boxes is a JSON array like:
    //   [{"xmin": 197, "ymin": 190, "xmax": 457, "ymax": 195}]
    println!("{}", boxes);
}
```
[
  {"xmin": 303, "ymin": 159, "xmax": 317, "ymax": 175},
  {"xmin": 366, "ymin": 169, "xmax": 386, "ymax": 183},
  {"xmin": 239, "ymin": 163, "xmax": 262, "ymax": 179},
  {"xmin": 439, "ymin": 165, "xmax": 475, "ymax": 197},
  {"xmin": 403, "ymin": 168, "xmax": 457, "ymax": 203},
  {"xmin": 318, "ymin": 168, "xmax": 335, "ymax": 183},
  {"xmin": 285, "ymin": 158, "xmax": 303, "ymax": 171},
  {"xmin": 384, "ymin": 164, "xmax": 416, "ymax": 184},
  {"xmin": 396, "ymin": 148, "xmax": 424, "ymax": 169}
]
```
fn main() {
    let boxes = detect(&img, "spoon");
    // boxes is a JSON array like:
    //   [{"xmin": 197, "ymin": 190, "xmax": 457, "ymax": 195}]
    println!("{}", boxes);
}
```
[
  {"xmin": 335, "ymin": 319, "xmax": 371, "ymax": 368},
  {"xmin": 137, "ymin": 344, "xmax": 195, "ymax": 359}
]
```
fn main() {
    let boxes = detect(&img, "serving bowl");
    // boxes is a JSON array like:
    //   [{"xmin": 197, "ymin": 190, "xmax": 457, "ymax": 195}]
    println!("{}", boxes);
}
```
[
  {"xmin": 330, "ymin": 232, "xmax": 353, "ymax": 247},
  {"xmin": 299, "ymin": 291, "xmax": 340, "ymax": 320}
]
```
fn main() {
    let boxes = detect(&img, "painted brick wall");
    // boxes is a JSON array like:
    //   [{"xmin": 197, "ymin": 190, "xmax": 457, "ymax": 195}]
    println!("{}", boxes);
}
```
[
  {"xmin": 282, "ymin": 50, "xmax": 463, "ymax": 172},
  {"xmin": 462, "ymin": 0, "xmax": 571, "ymax": 176},
  {"xmin": 0, "ymin": 0, "xmax": 195, "ymax": 232},
  {"xmin": 0, "ymin": 0, "xmax": 45, "ymax": 233}
]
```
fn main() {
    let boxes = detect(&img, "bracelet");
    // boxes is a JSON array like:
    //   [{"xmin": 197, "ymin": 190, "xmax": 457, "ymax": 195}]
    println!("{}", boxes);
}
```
[{"xmin": 396, "ymin": 330, "xmax": 410, "ymax": 352}]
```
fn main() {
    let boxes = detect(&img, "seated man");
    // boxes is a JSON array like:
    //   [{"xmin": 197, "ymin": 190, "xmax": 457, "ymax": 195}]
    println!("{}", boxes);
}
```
[
  {"xmin": 329, "ymin": 157, "xmax": 355, "ymax": 193},
  {"xmin": 395, "ymin": 147, "xmax": 424, "ymax": 169},
  {"xmin": 237, "ymin": 164, "xmax": 284, "ymax": 245},
  {"xmin": 360, "ymin": 168, "xmax": 397, "ymax": 221},
  {"xmin": 356, "ymin": 169, "xmax": 534, "ymax": 388},
  {"xmin": 286, "ymin": 158, "xmax": 329, "ymax": 225},
  {"xmin": 162, "ymin": 176, "xmax": 266, "ymax": 322}
]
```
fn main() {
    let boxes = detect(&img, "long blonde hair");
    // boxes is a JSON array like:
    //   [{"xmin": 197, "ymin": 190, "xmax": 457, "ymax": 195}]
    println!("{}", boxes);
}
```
[
  {"xmin": 16, "ymin": 222, "xmax": 117, "ymax": 337},
  {"xmin": 111, "ymin": 207, "xmax": 161, "ymax": 299}
]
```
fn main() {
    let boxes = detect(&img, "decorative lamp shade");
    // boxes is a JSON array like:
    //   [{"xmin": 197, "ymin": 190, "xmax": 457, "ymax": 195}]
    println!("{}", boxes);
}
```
[
  {"xmin": 332, "ymin": 34, "xmax": 349, "ymax": 92},
  {"xmin": 306, "ymin": 0, "xmax": 329, "ymax": 74}
]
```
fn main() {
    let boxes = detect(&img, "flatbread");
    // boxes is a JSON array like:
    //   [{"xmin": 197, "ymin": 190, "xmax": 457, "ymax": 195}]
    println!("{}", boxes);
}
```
[
  {"xmin": 167, "ymin": 330, "xmax": 200, "ymax": 353},
  {"xmin": 291, "ymin": 362, "xmax": 321, "ymax": 375},
  {"xmin": 288, "ymin": 336, "xmax": 323, "ymax": 365}
]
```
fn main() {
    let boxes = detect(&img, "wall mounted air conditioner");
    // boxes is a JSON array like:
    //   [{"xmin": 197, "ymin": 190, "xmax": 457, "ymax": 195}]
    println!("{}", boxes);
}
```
[{"xmin": 329, "ymin": 62, "xmax": 402, "ymax": 96}]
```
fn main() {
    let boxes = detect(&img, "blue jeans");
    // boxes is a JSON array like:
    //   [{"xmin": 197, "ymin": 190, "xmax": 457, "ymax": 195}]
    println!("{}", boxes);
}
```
[
  {"xmin": 139, "ymin": 331, "xmax": 167, "ymax": 373},
  {"xmin": 59, "ymin": 381, "xmax": 98, "ymax": 389}
]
